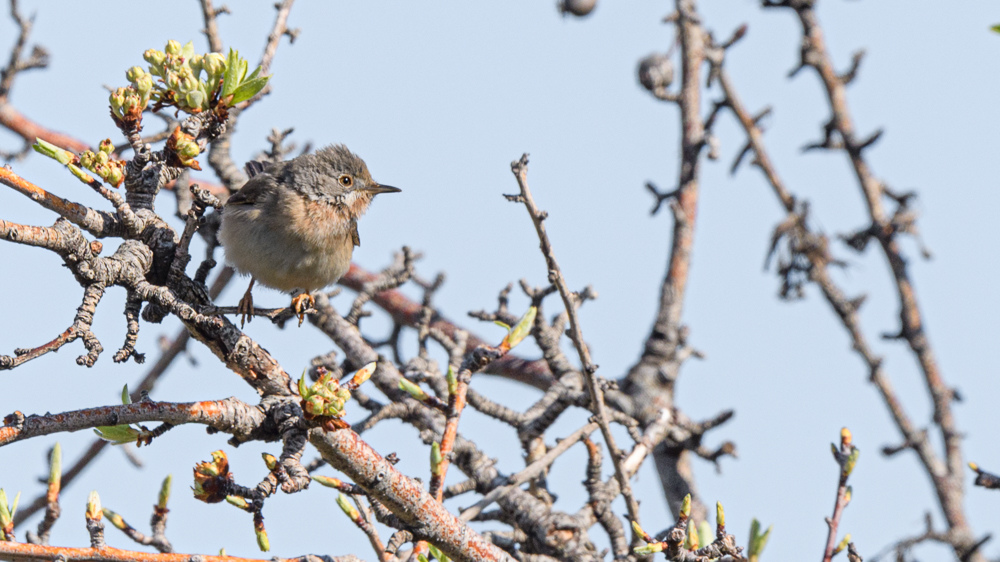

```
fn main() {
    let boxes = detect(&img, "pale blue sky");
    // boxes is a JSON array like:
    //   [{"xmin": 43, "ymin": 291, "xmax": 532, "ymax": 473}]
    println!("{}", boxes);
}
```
[{"xmin": 2, "ymin": 2, "xmax": 999, "ymax": 560}]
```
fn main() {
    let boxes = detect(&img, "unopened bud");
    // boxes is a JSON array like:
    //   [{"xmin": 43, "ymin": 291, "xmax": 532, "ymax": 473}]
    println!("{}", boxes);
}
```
[
  {"xmin": 165, "ymin": 40, "xmax": 182, "ymax": 56},
  {"xmin": 126, "ymin": 66, "xmax": 145, "ymax": 84},
  {"xmin": 143, "ymin": 49, "xmax": 165, "ymax": 69}
]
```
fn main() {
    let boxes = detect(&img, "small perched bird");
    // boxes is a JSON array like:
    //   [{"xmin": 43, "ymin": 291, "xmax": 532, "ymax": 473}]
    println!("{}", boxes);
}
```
[{"xmin": 219, "ymin": 144, "xmax": 400, "ymax": 326}]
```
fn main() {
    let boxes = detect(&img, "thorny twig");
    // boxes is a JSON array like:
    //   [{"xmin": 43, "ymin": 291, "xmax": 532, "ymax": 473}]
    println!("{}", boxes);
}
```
[
  {"xmin": 507, "ymin": 153, "xmax": 641, "ymax": 533},
  {"xmin": 708, "ymin": 2, "xmax": 982, "ymax": 558}
]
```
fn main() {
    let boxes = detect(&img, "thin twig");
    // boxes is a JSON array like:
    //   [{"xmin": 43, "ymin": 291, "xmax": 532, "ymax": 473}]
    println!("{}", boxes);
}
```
[{"xmin": 508, "ymin": 154, "xmax": 641, "ymax": 529}]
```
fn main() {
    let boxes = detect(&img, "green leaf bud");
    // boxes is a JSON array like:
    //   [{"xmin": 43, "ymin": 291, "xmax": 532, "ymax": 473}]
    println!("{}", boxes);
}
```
[
  {"xmin": 103, "ymin": 508, "xmax": 126, "ymax": 529},
  {"xmin": 185, "ymin": 90, "xmax": 206, "ymax": 110},
  {"xmin": 165, "ymin": 40, "xmax": 182, "ymax": 56},
  {"xmin": 158, "ymin": 475, "xmax": 172, "ymax": 509},
  {"xmin": 305, "ymin": 395, "xmax": 325, "ymax": 416},
  {"xmin": 203, "ymin": 53, "xmax": 226, "ymax": 83},
  {"xmin": 188, "ymin": 54, "xmax": 203, "ymax": 74},
  {"xmin": 86, "ymin": 491, "xmax": 102, "ymax": 521},
  {"xmin": 126, "ymin": 66, "xmax": 146, "ymax": 84},
  {"xmin": 225, "ymin": 496, "xmax": 249, "ymax": 509},
  {"xmin": 336, "ymin": 493, "xmax": 358, "ymax": 519},
  {"xmin": 143, "ymin": 49, "xmax": 165, "ymax": 71}
]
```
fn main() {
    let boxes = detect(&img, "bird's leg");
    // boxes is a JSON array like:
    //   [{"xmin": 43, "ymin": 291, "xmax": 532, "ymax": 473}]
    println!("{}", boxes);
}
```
[
  {"xmin": 238, "ymin": 277, "xmax": 256, "ymax": 328},
  {"xmin": 290, "ymin": 291, "xmax": 316, "ymax": 327}
]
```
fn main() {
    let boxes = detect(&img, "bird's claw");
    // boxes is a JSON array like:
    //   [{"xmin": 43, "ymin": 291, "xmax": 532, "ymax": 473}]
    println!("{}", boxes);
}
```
[
  {"xmin": 238, "ymin": 287, "xmax": 255, "ymax": 328},
  {"xmin": 291, "ymin": 293, "xmax": 315, "ymax": 327}
]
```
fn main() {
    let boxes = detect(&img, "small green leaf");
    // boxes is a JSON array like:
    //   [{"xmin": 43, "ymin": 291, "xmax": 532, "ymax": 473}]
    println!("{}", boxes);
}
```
[
  {"xmin": 33, "ymin": 138, "xmax": 74, "ymax": 165},
  {"xmin": 427, "ymin": 544, "xmax": 450, "ymax": 562},
  {"xmin": 843, "ymin": 446, "xmax": 860, "ymax": 477},
  {"xmin": 991, "ymin": 24, "xmax": 1000, "ymax": 34},
  {"xmin": 748, "ymin": 518, "xmax": 773, "ymax": 562},
  {"xmin": 237, "ymin": 58, "xmax": 248, "ymax": 84},
  {"xmin": 697, "ymin": 520, "xmax": 712, "ymax": 551},
  {"xmin": 398, "ymin": 377, "xmax": 427, "ymax": 401},
  {"xmin": 228, "ymin": 75, "xmax": 270, "ymax": 105},
  {"xmin": 121, "ymin": 384, "xmax": 131, "ymax": 405},
  {"xmin": 500, "ymin": 306, "xmax": 537, "ymax": 351},
  {"xmin": 8, "ymin": 491, "xmax": 19, "ymax": 521},
  {"xmin": 834, "ymin": 534, "xmax": 850, "ymax": 555},
  {"xmin": 221, "ymin": 48, "xmax": 241, "ymax": 97},
  {"xmin": 335, "ymin": 493, "xmax": 357, "ymax": 519},
  {"xmin": 631, "ymin": 520, "xmax": 645, "ymax": 539},
  {"xmin": 94, "ymin": 424, "xmax": 141, "ymax": 444},
  {"xmin": 298, "ymin": 370, "xmax": 310, "ymax": 399}
]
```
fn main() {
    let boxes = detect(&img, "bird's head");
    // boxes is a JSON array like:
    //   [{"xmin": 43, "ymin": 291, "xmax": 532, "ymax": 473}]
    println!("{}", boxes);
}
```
[{"xmin": 309, "ymin": 144, "xmax": 400, "ymax": 218}]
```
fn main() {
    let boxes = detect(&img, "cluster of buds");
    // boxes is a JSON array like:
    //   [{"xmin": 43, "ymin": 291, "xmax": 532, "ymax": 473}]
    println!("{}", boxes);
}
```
[
  {"xmin": 298, "ymin": 362, "xmax": 376, "ymax": 420},
  {"xmin": 143, "ymin": 40, "xmax": 216, "ymax": 113},
  {"xmin": 78, "ymin": 139, "xmax": 126, "ymax": 187},
  {"xmin": 109, "ymin": 65, "xmax": 153, "ymax": 127},
  {"xmin": 632, "ymin": 495, "xmax": 749, "ymax": 560},
  {"xmin": 192, "ymin": 450, "xmax": 232, "ymax": 504},
  {"xmin": 136, "ymin": 40, "xmax": 269, "ymax": 115},
  {"xmin": 166, "ymin": 126, "xmax": 202, "ymax": 170}
]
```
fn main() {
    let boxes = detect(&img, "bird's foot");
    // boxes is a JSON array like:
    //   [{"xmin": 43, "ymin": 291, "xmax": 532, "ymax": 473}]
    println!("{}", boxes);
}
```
[
  {"xmin": 238, "ymin": 279, "xmax": 256, "ymax": 328},
  {"xmin": 291, "ymin": 292, "xmax": 316, "ymax": 327}
]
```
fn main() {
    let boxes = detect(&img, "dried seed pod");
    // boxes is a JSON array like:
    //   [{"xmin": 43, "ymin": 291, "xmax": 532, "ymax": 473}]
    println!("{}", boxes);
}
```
[
  {"xmin": 638, "ymin": 53, "xmax": 674, "ymax": 93},
  {"xmin": 558, "ymin": 0, "xmax": 597, "ymax": 17}
]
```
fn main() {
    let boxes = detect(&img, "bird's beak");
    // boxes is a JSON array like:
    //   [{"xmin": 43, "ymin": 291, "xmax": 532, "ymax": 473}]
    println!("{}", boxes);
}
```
[{"xmin": 362, "ymin": 183, "xmax": 402, "ymax": 195}]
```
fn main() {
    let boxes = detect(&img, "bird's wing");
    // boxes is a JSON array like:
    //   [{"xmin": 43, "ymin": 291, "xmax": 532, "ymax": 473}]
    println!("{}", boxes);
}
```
[{"xmin": 226, "ymin": 176, "xmax": 272, "ymax": 206}]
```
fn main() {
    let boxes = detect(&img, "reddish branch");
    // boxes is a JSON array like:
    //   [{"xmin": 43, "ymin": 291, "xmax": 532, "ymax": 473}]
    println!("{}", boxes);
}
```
[
  {"xmin": 621, "ymin": 0, "xmax": 713, "ymax": 523},
  {"xmin": 0, "ymin": 542, "xmax": 363, "ymax": 562},
  {"xmin": 822, "ymin": 429, "xmax": 858, "ymax": 562},
  {"xmin": 340, "ymin": 264, "xmax": 555, "ymax": 390},
  {"xmin": 0, "ymin": 104, "xmax": 89, "ymax": 153}
]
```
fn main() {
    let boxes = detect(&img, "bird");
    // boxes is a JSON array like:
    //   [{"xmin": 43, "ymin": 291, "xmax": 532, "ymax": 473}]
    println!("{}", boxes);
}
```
[{"xmin": 218, "ymin": 144, "xmax": 400, "ymax": 327}]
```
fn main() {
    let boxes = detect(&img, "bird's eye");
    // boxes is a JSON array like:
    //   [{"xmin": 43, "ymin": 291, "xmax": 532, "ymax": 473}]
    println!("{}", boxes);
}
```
[{"xmin": 339, "ymin": 175, "xmax": 353, "ymax": 187}]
